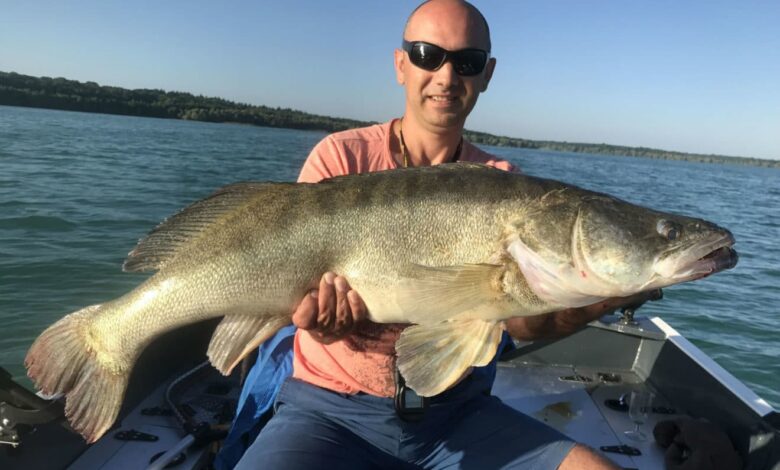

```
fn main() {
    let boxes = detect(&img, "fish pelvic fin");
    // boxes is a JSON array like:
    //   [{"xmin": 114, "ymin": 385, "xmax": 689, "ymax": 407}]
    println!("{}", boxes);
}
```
[
  {"xmin": 207, "ymin": 314, "xmax": 291, "ymax": 375},
  {"xmin": 25, "ymin": 304, "xmax": 128, "ymax": 443},
  {"xmin": 396, "ymin": 319, "xmax": 503, "ymax": 397},
  {"xmin": 123, "ymin": 182, "xmax": 288, "ymax": 272}
]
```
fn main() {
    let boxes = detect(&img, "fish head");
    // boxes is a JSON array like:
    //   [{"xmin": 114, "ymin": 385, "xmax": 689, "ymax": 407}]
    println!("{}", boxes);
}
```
[
  {"xmin": 572, "ymin": 196, "xmax": 738, "ymax": 296},
  {"xmin": 506, "ymin": 188, "xmax": 738, "ymax": 308}
]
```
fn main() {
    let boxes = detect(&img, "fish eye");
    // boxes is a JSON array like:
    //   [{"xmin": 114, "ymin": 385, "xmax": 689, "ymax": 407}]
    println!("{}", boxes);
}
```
[{"xmin": 657, "ymin": 220, "xmax": 681, "ymax": 241}]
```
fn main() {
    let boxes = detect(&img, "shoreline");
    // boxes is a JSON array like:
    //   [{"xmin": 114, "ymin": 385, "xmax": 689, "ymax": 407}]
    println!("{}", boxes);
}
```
[{"xmin": 1, "ymin": 71, "xmax": 777, "ymax": 169}]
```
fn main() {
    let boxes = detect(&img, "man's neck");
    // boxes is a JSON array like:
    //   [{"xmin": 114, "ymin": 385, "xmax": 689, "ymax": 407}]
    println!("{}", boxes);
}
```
[{"xmin": 395, "ymin": 116, "xmax": 463, "ymax": 167}]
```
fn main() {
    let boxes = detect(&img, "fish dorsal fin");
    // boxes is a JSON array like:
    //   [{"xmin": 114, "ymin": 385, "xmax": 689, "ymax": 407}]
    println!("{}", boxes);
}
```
[
  {"xmin": 207, "ymin": 314, "xmax": 291, "ymax": 375},
  {"xmin": 396, "ymin": 319, "xmax": 503, "ymax": 396},
  {"xmin": 391, "ymin": 264, "xmax": 508, "ymax": 324},
  {"xmin": 123, "ymin": 182, "xmax": 284, "ymax": 272}
]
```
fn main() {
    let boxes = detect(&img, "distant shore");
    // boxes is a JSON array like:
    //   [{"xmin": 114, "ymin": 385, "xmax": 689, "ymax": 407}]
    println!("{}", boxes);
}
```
[{"xmin": 1, "ymin": 70, "xmax": 777, "ymax": 168}]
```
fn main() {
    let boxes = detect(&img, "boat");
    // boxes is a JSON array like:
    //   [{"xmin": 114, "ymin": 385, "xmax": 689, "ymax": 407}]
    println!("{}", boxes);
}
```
[{"xmin": 1, "ymin": 306, "xmax": 778, "ymax": 469}]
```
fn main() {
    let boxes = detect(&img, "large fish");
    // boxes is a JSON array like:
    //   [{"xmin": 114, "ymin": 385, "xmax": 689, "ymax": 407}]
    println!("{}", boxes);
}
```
[{"xmin": 26, "ymin": 163, "xmax": 738, "ymax": 442}]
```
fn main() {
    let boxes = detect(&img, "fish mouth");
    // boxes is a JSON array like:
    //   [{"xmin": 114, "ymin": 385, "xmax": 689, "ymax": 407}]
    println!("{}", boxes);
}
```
[
  {"xmin": 664, "ymin": 233, "xmax": 738, "ymax": 282},
  {"xmin": 698, "ymin": 245, "xmax": 739, "ymax": 273}
]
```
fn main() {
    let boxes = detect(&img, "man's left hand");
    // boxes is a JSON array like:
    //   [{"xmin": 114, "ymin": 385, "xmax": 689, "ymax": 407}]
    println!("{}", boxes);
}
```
[{"xmin": 505, "ymin": 289, "xmax": 663, "ymax": 341}]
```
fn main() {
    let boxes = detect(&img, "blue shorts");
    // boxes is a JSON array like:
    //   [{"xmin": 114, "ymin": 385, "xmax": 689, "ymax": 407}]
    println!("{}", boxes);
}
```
[{"xmin": 234, "ymin": 376, "xmax": 575, "ymax": 469}]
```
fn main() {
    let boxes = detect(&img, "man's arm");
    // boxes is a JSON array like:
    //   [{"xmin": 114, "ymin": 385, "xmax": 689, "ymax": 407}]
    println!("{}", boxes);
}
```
[{"xmin": 505, "ymin": 290, "xmax": 662, "ymax": 341}]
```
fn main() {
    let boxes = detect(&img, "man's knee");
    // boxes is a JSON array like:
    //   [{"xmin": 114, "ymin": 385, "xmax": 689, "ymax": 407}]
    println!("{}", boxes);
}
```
[{"xmin": 558, "ymin": 444, "xmax": 619, "ymax": 470}]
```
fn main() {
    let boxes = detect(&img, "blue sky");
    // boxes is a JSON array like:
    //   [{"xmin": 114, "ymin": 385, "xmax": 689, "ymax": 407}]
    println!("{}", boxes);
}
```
[{"xmin": 2, "ymin": 0, "xmax": 778, "ymax": 160}]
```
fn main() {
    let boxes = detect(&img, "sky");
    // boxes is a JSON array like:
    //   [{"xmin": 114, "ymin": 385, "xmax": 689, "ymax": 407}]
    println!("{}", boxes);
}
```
[{"xmin": 1, "ymin": 0, "xmax": 779, "ymax": 160}]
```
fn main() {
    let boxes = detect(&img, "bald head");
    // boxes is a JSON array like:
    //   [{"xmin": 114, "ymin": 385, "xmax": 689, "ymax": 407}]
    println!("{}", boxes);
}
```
[{"xmin": 404, "ymin": 0, "xmax": 491, "ymax": 52}]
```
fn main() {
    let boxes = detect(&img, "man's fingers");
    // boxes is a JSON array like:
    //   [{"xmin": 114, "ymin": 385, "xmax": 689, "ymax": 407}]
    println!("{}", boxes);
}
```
[
  {"xmin": 292, "ymin": 291, "xmax": 319, "ymax": 330},
  {"xmin": 631, "ymin": 288, "xmax": 662, "ymax": 304},
  {"xmin": 623, "ymin": 288, "xmax": 662, "ymax": 306},
  {"xmin": 333, "ymin": 275, "xmax": 352, "ymax": 333},
  {"xmin": 317, "ymin": 272, "xmax": 337, "ymax": 331},
  {"xmin": 586, "ymin": 289, "xmax": 663, "ymax": 315},
  {"xmin": 347, "ymin": 290, "xmax": 367, "ymax": 323},
  {"xmin": 297, "ymin": 272, "xmax": 368, "ymax": 344}
]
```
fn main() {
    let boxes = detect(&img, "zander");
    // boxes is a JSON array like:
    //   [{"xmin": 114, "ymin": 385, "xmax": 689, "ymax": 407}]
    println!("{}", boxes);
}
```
[{"xmin": 25, "ymin": 163, "xmax": 738, "ymax": 442}]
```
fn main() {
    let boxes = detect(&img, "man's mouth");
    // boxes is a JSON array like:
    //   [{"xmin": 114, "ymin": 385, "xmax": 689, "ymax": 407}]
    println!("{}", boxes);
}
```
[{"xmin": 428, "ymin": 95, "xmax": 458, "ymax": 103}]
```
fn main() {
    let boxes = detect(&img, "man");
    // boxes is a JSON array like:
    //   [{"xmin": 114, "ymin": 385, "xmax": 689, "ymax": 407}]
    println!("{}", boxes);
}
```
[{"xmin": 230, "ymin": 1, "xmax": 652, "ymax": 468}]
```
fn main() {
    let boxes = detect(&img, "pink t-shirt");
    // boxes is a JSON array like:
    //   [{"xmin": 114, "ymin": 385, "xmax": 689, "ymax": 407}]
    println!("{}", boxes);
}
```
[{"xmin": 294, "ymin": 119, "xmax": 515, "ymax": 397}]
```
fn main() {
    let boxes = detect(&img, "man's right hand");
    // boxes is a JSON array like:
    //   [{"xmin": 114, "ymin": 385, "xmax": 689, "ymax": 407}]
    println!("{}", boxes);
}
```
[{"xmin": 292, "ymin": 272, "xmax": 368, "ymax": 344}]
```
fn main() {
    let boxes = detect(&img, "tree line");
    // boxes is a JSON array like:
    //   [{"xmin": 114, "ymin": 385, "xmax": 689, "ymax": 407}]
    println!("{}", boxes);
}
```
[
  {"xmin": 1, "ymin": 71, "xmax": 776, "ymax": 168},
  {"xmin": 0, "ymin": 71, "xmax": 364, "ymax": 132}
]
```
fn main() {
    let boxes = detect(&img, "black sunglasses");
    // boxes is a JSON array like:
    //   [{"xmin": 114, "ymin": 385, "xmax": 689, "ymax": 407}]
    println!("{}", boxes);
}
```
[{"xmin": 401, "ymin": 40, "xmax": 490, "ymax": 77}]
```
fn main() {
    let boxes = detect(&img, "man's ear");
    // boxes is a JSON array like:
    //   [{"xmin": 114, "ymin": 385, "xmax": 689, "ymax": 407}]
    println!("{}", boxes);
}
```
[
  {"xmin": 481, "ymin": 57, "xmax": 496, "ymax": 92},
  {"xmin": 394, "ymin": 48, "xmax": 406, "ymax": 85}
]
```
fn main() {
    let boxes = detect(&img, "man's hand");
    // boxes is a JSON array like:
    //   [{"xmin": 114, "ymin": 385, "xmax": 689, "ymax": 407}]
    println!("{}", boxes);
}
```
[
  {"xmin": 506, "ymin": 289, "xmax": 663, "ymax": 341},
  {"xmin": 292, "ymin": 272, "xmax": 368, "ymax": 344}
]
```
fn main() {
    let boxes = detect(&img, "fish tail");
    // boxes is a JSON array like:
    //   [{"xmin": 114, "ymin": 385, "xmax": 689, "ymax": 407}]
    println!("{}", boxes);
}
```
[{"xmin": 25, "ymin": 304, "xmax": 127, "ymax": 443}]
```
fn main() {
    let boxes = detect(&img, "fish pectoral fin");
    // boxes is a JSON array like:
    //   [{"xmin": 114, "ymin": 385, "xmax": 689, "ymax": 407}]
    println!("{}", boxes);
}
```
[
  {"xmin": 207, "ymin": 314, "xmax": 291, "ymax": 375},
  {"xmin": 395, "ymin": 319, "xmax": 503, "ymax": 397},
  {"xmin": 396, "ymin": 264, "xmax": 507, "ymax": 323}
]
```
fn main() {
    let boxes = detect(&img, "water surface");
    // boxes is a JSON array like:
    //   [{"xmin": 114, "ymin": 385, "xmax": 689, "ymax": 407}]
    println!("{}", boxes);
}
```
[{"xmin": 1, "ymin": 105, "xmax": 777, "ymax": 408}]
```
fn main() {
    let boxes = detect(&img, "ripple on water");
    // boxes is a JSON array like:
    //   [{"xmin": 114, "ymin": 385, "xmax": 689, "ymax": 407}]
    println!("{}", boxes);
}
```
[{"xmin": 0, "ymin": 215, "xmax": 77, "ymax": 231}]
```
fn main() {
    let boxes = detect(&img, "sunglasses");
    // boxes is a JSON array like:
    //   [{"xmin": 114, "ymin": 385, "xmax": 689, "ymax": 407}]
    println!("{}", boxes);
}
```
[{"xmin": 401, "ymin": 40, "xmax": 490, "ymax": 77}]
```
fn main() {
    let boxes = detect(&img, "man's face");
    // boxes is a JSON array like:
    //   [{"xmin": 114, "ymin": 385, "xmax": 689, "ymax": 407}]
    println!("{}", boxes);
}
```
[{"xmin": 394, "ymin": 4, "xmax": 495, "ymax": 132}]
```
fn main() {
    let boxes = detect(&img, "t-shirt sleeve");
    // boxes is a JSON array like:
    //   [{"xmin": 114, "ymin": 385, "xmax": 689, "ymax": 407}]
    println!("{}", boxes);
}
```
[
  {"xmin": 461, "ymin": 140, "xmax": 520, "ymax": 174},
  {"xmin": 298, "ymin": 136, "xmax": 351, "ymax": 183}
]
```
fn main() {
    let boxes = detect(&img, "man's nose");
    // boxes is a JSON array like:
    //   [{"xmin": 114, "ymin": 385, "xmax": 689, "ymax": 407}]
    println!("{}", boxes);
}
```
[{"xmin": 433, "ymin": 60, "xmax": 460, "ymax": 87}]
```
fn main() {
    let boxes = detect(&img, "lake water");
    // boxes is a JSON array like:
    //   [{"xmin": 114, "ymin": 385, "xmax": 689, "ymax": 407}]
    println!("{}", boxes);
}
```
[{"xmin": 1, "ymin": 105, "xmax": 778, "ymax": 409}]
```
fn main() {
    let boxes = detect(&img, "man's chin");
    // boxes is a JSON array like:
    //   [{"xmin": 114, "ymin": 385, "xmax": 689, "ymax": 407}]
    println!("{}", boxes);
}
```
[{"xmin": 422, "ymin": 111, "xmax": 465, "ymax": 130}]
